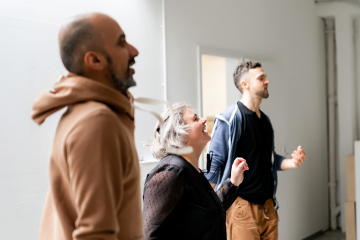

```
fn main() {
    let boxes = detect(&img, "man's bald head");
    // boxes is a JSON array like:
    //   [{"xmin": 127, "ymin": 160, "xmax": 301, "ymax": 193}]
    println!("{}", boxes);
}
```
[
  {"xmin": 58, "ymin": 13, "xmax": 139, "ymax": 95},
  {"xmin": 59, "ymin": 13, "xmax": 110, "ymax": 75}
]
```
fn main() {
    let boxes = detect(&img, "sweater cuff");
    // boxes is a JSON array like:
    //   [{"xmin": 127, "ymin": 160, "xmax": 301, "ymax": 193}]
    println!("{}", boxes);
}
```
[{"xmin": 219, "ymin": 178, "xmax": 239, "ymax": 192}]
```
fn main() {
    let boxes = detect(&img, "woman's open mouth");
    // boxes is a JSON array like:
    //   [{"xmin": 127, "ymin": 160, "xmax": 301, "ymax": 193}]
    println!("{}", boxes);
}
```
[{"xmin": 202, "ymin": 125, "xmax": 207, "ymax": 133}]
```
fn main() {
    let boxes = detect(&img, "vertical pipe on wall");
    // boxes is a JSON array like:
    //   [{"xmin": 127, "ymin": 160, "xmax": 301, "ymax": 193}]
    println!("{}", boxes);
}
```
[
  {"xmin": 335, "ymin": 14, "xmax": 356, "ymax": 231},
  {"xmin": 161, "ymin": 0, "xmax": 167, "ymax": 109},
  {"xmin": 196, "ymin": 46, "xmax": 204, "ymax": 170},
  {"xmin": 324, "ymin": 18, "xmax": 339, "ymax": 230},
  {"xmin": 354, "ymin": 18, "xmax": 360, "ymax": 141}
]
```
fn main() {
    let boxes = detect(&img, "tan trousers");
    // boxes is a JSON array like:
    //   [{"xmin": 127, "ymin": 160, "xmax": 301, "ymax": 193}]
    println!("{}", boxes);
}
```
[{"xmin": 226, "ymin": 197, "xmax": 279, "ymax": 240}]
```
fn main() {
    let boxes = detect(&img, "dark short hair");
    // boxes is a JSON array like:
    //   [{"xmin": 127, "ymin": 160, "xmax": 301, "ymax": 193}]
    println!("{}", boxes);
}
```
[
  {"xmin": 60, "ymin": 20, "xmax": 105, "ymax": 75},
  {"xmin": 233, "ymin": 61, "xmax": 262, "ymax": 93}
]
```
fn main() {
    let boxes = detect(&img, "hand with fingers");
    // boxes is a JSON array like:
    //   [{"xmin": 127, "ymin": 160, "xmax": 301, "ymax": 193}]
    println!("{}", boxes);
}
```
[
  {"xmin": 290, "ymin": 146, "xmax": 306, "ymax": 169},
  {"xmin": 230, "ymin": 158, "xmax": 249, "ymax": 186}
]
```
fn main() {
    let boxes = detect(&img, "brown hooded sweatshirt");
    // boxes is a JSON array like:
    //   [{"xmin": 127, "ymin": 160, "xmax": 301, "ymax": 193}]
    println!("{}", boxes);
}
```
[{"xmin": 32, "ymin": 74, "xmax": 143, "ymax": 240}]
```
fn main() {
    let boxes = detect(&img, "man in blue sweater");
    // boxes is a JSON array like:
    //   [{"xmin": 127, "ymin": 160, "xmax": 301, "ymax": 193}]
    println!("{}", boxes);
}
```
[{"xmin": 205, "ymin": 61, "xmax": 306, "ymax": 240}]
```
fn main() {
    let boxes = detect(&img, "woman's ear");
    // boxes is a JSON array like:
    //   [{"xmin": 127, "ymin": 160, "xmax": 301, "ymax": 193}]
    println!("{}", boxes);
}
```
[{"xmin": 83, "ymin": 51, "xmax": 107, "ymax": 71}]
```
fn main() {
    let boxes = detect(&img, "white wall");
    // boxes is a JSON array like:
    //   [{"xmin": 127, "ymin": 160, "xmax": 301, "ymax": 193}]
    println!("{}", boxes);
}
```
[
  {"xmin": 316, "ymin": 2, "xmax": 360, "ymax": 230},
  {"xmin": 0, "ymin": 0, "xmax": 163, "ymax": 239},
  {"xmin": 355, "ymin": 17, "xmax": 360, "ymax": 140},
  {"xmin": 225, "ymin": 58, "xmax": 241, "ymax": 107},
  {"xmin": 0, "ymin": 0, "xmax": 335, "ymax": 239},
  {"xmin": 165, "ymin": 0, "xmax": 328, "ymax": 239}
]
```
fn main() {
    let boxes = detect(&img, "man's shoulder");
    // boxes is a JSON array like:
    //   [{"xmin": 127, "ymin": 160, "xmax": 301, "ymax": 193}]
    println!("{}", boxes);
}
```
[
  {"xmin": 61, "ymin": 101, "xmax": 122, "ymax": 136},
  {"xmin": 74, "ymin": 100, "xmax": 115, "ymax": 114},
  {"xmin": 69, "ymin": 101, "xmax": 118, "ymax": 121},
  {"xmin": 259, "ymin": 109, "xmax": 272, "ymax": 122},
  {"xmin": 217, "ymin": 102, "xmax": 241, "ymax": 122}
]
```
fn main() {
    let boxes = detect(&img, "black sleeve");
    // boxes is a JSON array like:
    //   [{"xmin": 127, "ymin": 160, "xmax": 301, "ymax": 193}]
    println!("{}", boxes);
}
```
[
  {"xmin": 215, "ymin": 178, "xmax": 239, "ymax": 211},
  {"xmin": 143, "ymin": 166, "xmax": 185, "ymax": 240}
]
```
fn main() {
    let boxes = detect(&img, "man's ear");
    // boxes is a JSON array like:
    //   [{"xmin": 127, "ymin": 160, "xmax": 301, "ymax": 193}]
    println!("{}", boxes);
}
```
[
  {"xmin": 240, "ymin": 79, "xmax": 249, "ymax": 91},
  {"xmin": 83, "ymin": 51, "xmax": 107, "ymax": 71}
]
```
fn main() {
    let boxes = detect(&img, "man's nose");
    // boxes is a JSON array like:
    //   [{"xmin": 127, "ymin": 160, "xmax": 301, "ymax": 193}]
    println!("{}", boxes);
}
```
[
  {"xmin": 265, "ymin": 79, "xmax": 269, "ymax": 84},
  {"xmin": 128, "ymin": 43, "xmax": 139, "ymax": 58},
  {"xmin": 201, "ymin": 118, "xmax": 207, "ymax": 123}
]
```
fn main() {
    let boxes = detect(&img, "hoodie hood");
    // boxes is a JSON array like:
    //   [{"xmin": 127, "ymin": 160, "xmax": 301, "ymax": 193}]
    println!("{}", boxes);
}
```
[{"xmin": 32, "ymin": 74, "xmax": 133, "ymax": 125}]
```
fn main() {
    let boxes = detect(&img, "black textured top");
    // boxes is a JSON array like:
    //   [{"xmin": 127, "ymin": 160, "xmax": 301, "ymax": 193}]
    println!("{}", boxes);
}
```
[
  {"xmin": 142, "ymin": 154, "xmax": 238, "ymax": 240},
  {"xmin": 235, "ymin": 102, "xmax": 274, "ymax": 205}
]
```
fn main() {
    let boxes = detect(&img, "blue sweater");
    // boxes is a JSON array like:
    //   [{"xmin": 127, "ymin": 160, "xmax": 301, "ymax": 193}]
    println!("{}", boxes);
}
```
[{"xmin": 205, "ymin": 102, "xmax": 285, "ymax": 210}]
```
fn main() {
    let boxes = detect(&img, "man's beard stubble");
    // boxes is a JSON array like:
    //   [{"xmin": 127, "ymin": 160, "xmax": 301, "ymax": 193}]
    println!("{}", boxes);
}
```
[
  {"xmin": 103, "ymin": 50, "xmax": 136, "ymax": 95},
  {"xmin": 256, "ymin": 89, "xmax": 269, "ymax": 99},
  {"xmin": 110, "ymin": 69, "xmax": 136, "ymax": 95}
]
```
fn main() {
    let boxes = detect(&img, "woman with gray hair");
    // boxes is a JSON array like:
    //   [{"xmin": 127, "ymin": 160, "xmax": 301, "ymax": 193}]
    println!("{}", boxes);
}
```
[{"xmin": 143, "ymin": 102, "xmax": 248, "ymax": 240}]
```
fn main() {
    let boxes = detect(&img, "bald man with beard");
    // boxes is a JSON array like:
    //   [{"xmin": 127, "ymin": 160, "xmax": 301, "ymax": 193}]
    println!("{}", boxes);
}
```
[{"xmin": 32, "ymin": 13, "xmax": 142, "ymax": 240}]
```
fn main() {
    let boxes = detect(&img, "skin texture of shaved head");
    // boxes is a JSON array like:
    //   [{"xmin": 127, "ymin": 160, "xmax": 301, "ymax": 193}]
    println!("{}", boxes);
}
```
[
  {"xmin": 58, "ymin": 13, "xmax": 139, "ymax": 95},
  {"xmin": 59, "ymin": 13, "xmax": 107, "ymax": 75}
]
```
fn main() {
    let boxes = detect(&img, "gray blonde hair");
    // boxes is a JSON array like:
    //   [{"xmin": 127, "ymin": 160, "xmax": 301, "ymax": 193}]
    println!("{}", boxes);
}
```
[{"xmin": 149, "ymin": 102, "xmax": 191, "ymax": 160}]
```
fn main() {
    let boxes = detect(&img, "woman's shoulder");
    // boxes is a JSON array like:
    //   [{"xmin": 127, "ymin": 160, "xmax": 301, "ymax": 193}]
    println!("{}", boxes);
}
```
[
  {"xmin": 144, "ymin": 155, "xmax": 186, "ymax": 190},
  {"xmin": 146, "ymin": 155, "xmax": 183, "ymax": 178},
  {"xmin": 147, "ymin": 155, "xmax": 195, "ymax": 180},
  {"xmin": 157, "ymin": 155, "xmax": 190, "ymax": 170}
]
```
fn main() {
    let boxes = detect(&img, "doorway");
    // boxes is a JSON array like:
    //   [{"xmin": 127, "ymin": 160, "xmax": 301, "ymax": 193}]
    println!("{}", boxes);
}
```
[{"xmin": 197, "ymin": 47, "xmax": 244, "ymax": 168}]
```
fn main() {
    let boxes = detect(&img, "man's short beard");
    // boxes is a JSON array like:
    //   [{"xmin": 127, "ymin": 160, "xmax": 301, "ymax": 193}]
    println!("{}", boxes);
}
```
[
  {"xmin": 102, "ymin": 50, "xmax": 136, "ymax": 95},
  {"xmin": 110, "ymin": 70, "xmax": 136, "ymax": 95},
  {"xmin": 256, "ymin": 90, "xmax": 269, "ymax": 99}
]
